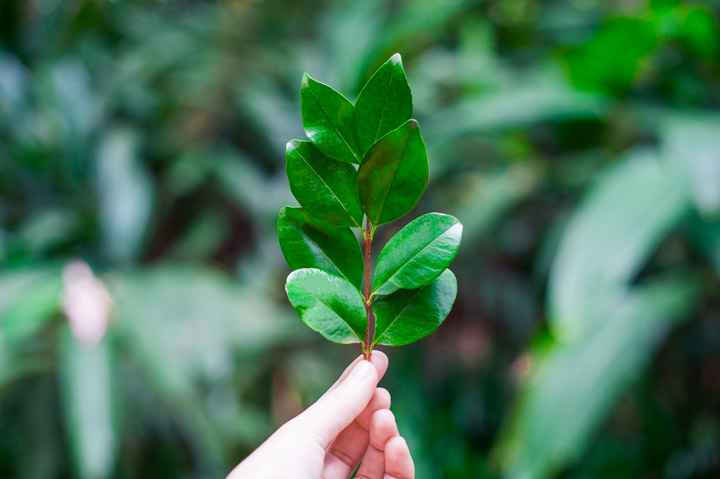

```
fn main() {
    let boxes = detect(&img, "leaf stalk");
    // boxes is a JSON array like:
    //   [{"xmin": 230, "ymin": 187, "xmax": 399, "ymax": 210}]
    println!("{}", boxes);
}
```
[{"xmin": 363, "ymin": 217, "xmax": 374, "ymax": 359}]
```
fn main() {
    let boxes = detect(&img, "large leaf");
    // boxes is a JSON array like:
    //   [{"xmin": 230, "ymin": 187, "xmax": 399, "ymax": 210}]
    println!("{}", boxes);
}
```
[
  {"xmin": 373, "ymin": 213, "xmax": 462, "ymax": 296},
  {"xmin": 662, "ymin": 114, "xmax": 720, "ymax": 218},
  {"xmin": 549, "ymin": 150, "xmax": 690, "ymax": 339},
  {"xmin": 59, "ymin": 329, "xmax": 119, "ymax": 479},
  {"xmin": 301, "ymin": 73, "xmax": 361, "ymax": 163},
  {"xmin": 108, "ymin": 266, "xmax": 297, "ymax": 467},
  {"xmin": 358, "ymin": 119, "xmax": 428, "ymax": 227},
  {"xmin": 96, "ymin": 128, "xmax": 153, "ymax": 264},
  {"xmin": 500, "ymin": 276, "xmax": 698, "ymax": 479},
  {"xmin": 286, "ymin": 140, "xmax": 364, "ymax": 227},
  {"xmin": 285, "ymin": 268, "xmax": 366, "ymax": 344},
  {"xmin": 354, "ymin": 53, "xmax": 413, "ymax": 155},
  {"xmin": 278, "ymin": 206, "xmax": 364, "ymax": 289},
  {"xmin": 373, "ymin": 269, "xmax": 457, "ymax": 346},
  {"xmin": 0, "ymin": 267, "xmax": 63, "ymax": 346}
]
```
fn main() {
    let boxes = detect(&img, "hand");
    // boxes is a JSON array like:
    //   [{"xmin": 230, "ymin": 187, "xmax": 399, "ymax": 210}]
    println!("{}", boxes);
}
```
[{"xmin": 226, "ymin": 351, "xmax": 414, "ymax": 479}]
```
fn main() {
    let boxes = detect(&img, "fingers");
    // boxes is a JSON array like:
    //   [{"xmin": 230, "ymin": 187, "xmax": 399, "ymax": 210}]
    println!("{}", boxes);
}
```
[
  {"xmin": 326, "ymin": 351, "xmax": 388, "ymax": 394},
  {"xmin": 384, "ymin": 436, "xmax": 414, "ymax": 479},
  {"xmin": 322, "ymin": 388, "xmax": 391, "ymax": 479},
  {"xmin": 355, "ymin": 409, "xmax": 399, "ymax": 479},
  {"xmin": 288, "ymin": 351, "xmax": 388, "ymax": 449}
]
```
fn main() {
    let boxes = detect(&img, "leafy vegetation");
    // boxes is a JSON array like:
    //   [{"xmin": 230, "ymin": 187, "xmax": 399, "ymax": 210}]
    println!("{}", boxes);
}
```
[
  {"xmin": 1, "ymin": 0, "xmax": 719, "ymax": 478},
  {"xmin": 282, "ymin": 57, "xmax": 461, "ymax": 357}
]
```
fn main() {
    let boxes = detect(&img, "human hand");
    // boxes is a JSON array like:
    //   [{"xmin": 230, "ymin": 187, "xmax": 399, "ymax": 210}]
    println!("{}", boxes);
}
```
[{"xmin": 226, "ymin": 351, "xmax": 414, "ymax": 478}]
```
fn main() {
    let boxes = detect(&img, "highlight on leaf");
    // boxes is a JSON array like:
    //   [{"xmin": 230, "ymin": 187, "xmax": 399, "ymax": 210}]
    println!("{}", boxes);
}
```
[{"xmin": 373, "ymin": 213, "xmax": 462, "ymax": 297}]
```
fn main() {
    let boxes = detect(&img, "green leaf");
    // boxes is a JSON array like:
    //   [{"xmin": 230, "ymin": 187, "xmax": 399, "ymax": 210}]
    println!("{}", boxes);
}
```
[
  {"xmin": 373, "ymin": 269, "xmax": 457, "ymax": 346},
  {"xmin": 286, "ymin": 140, "xmax": 364, "ymax": 227},
  {"xmin": 301, "ymin": 73, "xmax": 361, "ymax": 164},
  {"xmin": 285, "ymin": 268, "xmax": 366, "ymax": 344},
  {"xmin": 499, "ymin": 275, "xmax": 698, "ymax": 479},
  {"xmin": 661, "ymin": 113, "xmax": 720, "ymax": 217},
  {"xmin": 354, "ymin": 53, "xmax": 413, "ymax": 155},
  {"xmin": 373, "ymin": 213, "xmax": 462, "ymax": 296},
  {"xmin": 358, "ymin": 119, "xmax": 428, "ymax": 227},
  {"xmin": 549, "ymin": 150, "xmax": 690, "ymax": 340},
  {"xmin": 0, "ymin": 267, "xmax": 63, "ymax": 345},
  {"xmin": 96, "ymin": 128, "xmax": 153, "ymax": 263},
  {"xmin": 278, "ymin": 206, "xmax": 364, "ymax": 289},
  {"xmin": 59, "ymin": 329, "xmax": 119, "ymax": 479}
]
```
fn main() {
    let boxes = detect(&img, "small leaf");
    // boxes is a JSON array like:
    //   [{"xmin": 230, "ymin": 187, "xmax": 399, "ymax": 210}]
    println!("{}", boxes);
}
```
[
  {"xmin": 286, "ymin": 140, "xmax": 364, "ymax": 227},
  {"xmin": 301, "ymin": 73, "xmax": 361, "ymax": 164},
  {"xmin": 278, "ymin": 207, "xmax": 364, "ymax": 289},
  {"xmin": 373, "ymin": 269, "xmax": 457, "ymax": 346},
  {"xmin": 373, "ymin": 213, "xmax": 462, "ymax": 296},
  {"xmin": 358, "ymin": 119, "xmax": 428, "ymax": 227},
  {"xmin": 285, "ymin": 268, "xmax": 366, "ymax": 344},
  {"xmin": 355, "ymin": 53, "xmax": 413, "ymax": 155}
]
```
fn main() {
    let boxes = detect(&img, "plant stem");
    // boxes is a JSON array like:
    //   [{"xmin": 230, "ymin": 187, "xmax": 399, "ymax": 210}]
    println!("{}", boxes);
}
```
[{"xmin": 363, "ymin": 217, "xmax": 373, "ymax": 359}]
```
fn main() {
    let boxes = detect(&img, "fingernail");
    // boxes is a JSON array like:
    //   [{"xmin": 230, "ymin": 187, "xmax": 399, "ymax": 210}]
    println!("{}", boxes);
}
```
[{"xmin": 347, "ymin": 359, "xmax": 373, "ymax": 381}]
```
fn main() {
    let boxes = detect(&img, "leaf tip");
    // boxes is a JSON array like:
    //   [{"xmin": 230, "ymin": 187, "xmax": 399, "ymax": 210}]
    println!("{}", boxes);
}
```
[
  {"xmin": 390, "ymin": 53, "xmax": 402, "ymax": 65},
  {"xmin": 301, "ymin": 72, "xmax": 311, "ymax": 87},
  {"xmin": 286, "ymin": 139, "xmax": 302, "ymax": 152},
  {"xmin": 408, "ymin": 118, "xmax": 419, "ymax": 130}
]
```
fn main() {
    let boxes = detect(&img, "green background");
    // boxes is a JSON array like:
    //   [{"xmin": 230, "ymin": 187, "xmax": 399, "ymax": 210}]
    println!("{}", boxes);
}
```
[{"xmin": 1, "ymin": 0, "xmax": 719, "ymax": 478}]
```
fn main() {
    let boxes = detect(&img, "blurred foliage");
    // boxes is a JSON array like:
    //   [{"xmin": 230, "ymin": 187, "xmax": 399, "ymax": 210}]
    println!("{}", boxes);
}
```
[{"xmin": 1, "ymin": 0, "xmax": 720, "ymax": 478}]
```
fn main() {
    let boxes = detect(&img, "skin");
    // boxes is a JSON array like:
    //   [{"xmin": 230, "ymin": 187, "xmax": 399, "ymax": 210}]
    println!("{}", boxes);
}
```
[{"xmin": 227, "ymin": 351, "xmax": 414, "ymax": 479}]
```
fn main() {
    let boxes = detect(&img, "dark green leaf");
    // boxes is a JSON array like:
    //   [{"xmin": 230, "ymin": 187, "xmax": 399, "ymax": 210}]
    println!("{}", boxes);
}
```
[
  {"xmin": 373, "ymin": 213, "xmax": 462, "ymax": 296},
  {"xmin": 285, "ymin": 268, "xmax": 366, "ymax": 344},
  {"xmin": 354, "ymin": 53, "xmax": 413, "ymax": 155},
  {"xmin": 286, "ymin": 140, "xmax": 364, "ymax": 227},
  {"xmin": 373, "ymin": 269, "xmax": 457, "ymax": 346},
  {"xmin": 301, "ymin": 73, "xmax": 361, "ymax": 163},
  {"xmin": 358, "ymin": 119, "xmax": 428, "ymax": 227},
  {"xmin": 278, "ymin": 206, "xmax": 364, "ymax": 289}
]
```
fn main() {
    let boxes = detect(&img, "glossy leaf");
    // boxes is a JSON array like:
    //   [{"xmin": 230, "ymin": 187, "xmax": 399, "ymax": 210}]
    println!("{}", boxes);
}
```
[
  {"xmin": 301, "ymin": 73, "xmax": 361, "ymax": 163},
  {"xmin": 358, "ymin": 119, "xmax": 428, "ymax": 226},
  {"xmin": 286, "ymin": 140, "xmax": 364, "ymax": 227},
  {"xmin": 278, "ymin": 206, "xmax": 364, "ymax": 289},
  {"xmin": 285, "ymin": 268, "xmax": 366, "ymax": 344},
  {"xmin": 373, "ymin": 269, "xmax": 457, "ymax": 346},
  {"xmin": 373, "ymin": 213, "xmax": 462, "ymax": 296},
  {"xmin": 354, "ymin": 53, "xmax": 413, "ymax": 155}
]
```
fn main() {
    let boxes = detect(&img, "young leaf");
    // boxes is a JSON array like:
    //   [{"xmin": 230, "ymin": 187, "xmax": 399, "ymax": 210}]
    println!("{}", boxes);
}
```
[
  {"xmin": 373, "ymin": 269, "xmax": 457, "ymax": 346},
  {"xmin": 373, "ymin": 213, "xmax": 462, "ymax": 296},
  {"xmin": 285, "ymin": 268, "xmax": 366, "ymax": 344},
  {"xmin": 278, "ymin": 207, "xmax": 364, "ymax": 289},
  {"xmin": 358, "ymin": 119, "xmax": 428, "ymax": 227},
  {"xmin": 355, "ymin": 53, "xmax": 413, "ymax": 155},
  {"xmin": 286, "ymin": 140, "xmax": 364, "ymax": 227},
  {"xmin": 301, "ymin": 73, "xmax": 361, "ymax": 164}
]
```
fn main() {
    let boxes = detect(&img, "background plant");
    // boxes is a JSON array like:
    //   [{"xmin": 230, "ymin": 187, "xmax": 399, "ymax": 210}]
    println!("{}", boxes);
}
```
[{"xmin": 1, "ymin": 1, "xmax": 719, "ymax": 478}]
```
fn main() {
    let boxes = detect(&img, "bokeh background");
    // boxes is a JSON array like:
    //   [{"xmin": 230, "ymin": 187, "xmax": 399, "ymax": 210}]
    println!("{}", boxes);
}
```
[{"xmin": 1, "ymin": 0, "xmax": 720, "ymax": 478}]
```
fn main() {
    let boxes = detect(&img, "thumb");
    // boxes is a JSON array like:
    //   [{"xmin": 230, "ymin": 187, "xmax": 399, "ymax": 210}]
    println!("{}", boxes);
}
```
[{"xmin": 290, "ymin": 359, "xmax": 379, "ymax": 448}]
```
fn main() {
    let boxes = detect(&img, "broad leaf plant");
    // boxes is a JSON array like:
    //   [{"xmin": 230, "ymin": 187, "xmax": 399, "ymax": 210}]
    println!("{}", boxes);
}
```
[{"xmin": 279, "ymin": 54, "xmax": 463, "ymax": 359}]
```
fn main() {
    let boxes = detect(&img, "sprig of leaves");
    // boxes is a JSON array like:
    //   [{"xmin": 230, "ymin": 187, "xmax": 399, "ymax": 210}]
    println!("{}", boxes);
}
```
[{"xmin": 279, "ymin": 54, "xmax": 462, "ymax": 357}]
